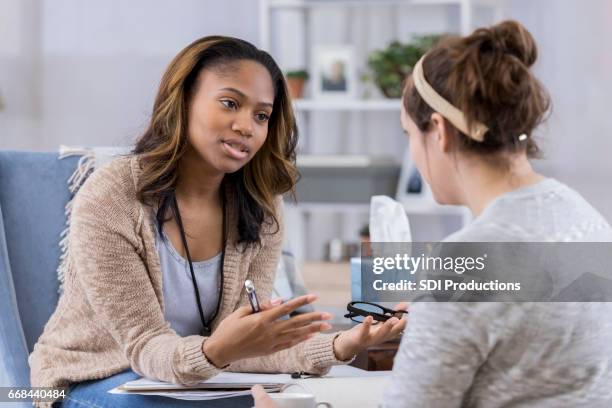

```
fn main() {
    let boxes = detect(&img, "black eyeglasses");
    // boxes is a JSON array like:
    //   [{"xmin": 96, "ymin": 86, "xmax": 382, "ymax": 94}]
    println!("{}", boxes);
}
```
[{"xmin": 344, "ymin": 301, "xmax": 408, "ymax": 324}]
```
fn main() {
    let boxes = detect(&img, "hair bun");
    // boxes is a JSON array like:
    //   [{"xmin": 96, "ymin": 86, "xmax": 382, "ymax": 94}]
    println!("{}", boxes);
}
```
[
  {"xmin": 404, "ymin": 19, "xmax": 549, "ymax": 160},
  {"xmin": 489, "ymin": 20, "xmax": 538, "ymax": 67}
]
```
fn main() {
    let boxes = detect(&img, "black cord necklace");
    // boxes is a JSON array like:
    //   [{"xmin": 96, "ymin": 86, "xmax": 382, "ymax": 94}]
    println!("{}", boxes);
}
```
[{"xmin": 171, "ymin": 190, "xmax": 226, "ymax": 337}]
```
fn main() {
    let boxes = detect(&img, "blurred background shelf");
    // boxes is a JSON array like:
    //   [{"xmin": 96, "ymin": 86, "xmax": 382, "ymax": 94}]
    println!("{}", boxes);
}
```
[
  {"xmin": 292, "ymin": 201, "xmax": 468, "ymax": 216},
  {"xmin": 295, "ymin": 154, "xmax": 401, "ymax": 203},
  {"xmin": 261, "ymin": 0, "xmax": 502, "ymax": 265},
  {"xmin": 261, "ymin": 0, "xmax": 506, "ymax": 52},
  {"xmin": 294, "ymin": 98, "xmax": 402, "ymax": 111}
]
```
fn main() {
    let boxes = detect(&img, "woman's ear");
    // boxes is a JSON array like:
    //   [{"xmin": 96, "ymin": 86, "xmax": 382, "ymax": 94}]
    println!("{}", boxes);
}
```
[{"xmin": 430, "ymin": 113, "xmax": 452, "ymax": 153}]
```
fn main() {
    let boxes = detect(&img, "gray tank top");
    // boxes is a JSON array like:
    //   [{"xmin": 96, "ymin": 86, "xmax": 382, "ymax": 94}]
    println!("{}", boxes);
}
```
[{"xmin": 154, "ymin": 225, "xmax": 221, "ymax": 337}]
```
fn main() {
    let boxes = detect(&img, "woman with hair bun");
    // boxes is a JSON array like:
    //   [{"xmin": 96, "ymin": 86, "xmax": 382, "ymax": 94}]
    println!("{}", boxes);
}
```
[
  {"xmin": 383, "ymin": 20, "xmax": 612, "ymax": 407},
  {"xmin": 250, "ymin": 20, "xmax": 612, "ymax": 408},
  {"xmin": 29, "ymin": 36, "xmax": 406, "ymax": 408}
]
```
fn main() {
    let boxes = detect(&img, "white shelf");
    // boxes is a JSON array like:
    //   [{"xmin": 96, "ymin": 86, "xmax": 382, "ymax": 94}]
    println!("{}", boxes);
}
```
[
  {"xmin": 288, "ymin": 201, "xmax": 469, "ymax": 217},
  {"xmin": 268, "ymin": 0, "xmax": 471, "ymax": 9},
  {"xmin": 263, "ymin": 0, "xmax": 506, "ymax": 41},
  {"xmin": 297, "ymin": 154, "xmax": 398, "ymax": 167},
  {"xmin": 293, "ymin": 98, "xmax": 402, "ymax": 111}
]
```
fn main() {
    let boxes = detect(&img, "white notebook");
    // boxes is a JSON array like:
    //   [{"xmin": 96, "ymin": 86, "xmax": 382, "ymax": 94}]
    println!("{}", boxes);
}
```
[{"xmin": 110, "ymin": 372, "xmax": 290, "ymax": 401}]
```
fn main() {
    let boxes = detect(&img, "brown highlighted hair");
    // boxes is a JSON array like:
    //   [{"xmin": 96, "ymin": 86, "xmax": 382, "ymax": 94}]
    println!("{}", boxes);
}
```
[
  {"xmin": 132, "ymin": 36, "xmax": 299, "ymax": 245},
  {"xmin": 403, "ymin": 20, "xmax": 550, "ymax": 158}
]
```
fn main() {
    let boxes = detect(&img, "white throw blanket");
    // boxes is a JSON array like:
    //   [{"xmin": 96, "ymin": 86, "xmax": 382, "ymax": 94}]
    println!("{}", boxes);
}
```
[{"xmin": 57, "ymin": 145, "xmax": 131, "ymax": 292}]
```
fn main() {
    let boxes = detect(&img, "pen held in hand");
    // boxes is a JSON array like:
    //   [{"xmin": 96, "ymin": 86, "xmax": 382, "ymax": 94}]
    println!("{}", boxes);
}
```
[{"xmin": 244, "ymin": 279, "xmax": 260, "ymax": 313}]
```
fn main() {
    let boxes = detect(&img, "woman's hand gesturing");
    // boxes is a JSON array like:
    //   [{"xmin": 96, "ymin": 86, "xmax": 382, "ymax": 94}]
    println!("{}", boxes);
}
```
[
  {"xmin": 202, "ymin": 294, "xmax": 332, "ymax": 368},
  {"xmin": 332, "ymin": 302, "xmax": 408, "ymax": 361}
]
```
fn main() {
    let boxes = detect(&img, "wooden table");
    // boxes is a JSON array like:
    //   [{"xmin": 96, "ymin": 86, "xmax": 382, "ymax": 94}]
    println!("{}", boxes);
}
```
[{"xmin": 350, "ymin": 338, "xmax": 401, "ymax": 371}]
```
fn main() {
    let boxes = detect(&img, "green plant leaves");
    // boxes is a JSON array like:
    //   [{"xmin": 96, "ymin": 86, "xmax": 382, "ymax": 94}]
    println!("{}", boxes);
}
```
[
  {"xmin": 286, "ymin": 70, "xmax": 309, "ymax": 79},
  {"xmin": 367, "ymin": 35, "xmax": 444, "ymax": 98}
]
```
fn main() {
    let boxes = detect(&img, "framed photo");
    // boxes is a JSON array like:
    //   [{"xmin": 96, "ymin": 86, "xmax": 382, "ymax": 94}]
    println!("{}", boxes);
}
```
[
  {"xmin": 395, "ymin": 148, "xmax": 434, "ymax": 208},
  {"xmin": 311, "ymin": 45, "xmax": 357, "ymax": 99}
]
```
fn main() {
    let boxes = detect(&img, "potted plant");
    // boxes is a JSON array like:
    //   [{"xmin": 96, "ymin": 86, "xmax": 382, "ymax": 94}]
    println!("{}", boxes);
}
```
[
  {"xmin": 366, "ymin": 35, "xmax": 443, "ymax": 98},
  {"xmin": 285, "ymin": 69, "xmax": 309, "ymax": 99}
]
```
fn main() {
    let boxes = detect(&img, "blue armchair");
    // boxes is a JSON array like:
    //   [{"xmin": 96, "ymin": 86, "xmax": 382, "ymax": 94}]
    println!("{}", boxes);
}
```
[{"xmin": 0, "ymin": 151, "xmax": 80, "ymax": 405}]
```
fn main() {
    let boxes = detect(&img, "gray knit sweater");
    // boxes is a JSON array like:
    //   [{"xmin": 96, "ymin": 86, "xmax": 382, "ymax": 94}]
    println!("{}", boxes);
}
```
[
  {"xmin": 384, "ymin": 178, "xmax": 612, "ymax": 407},
  {"xmin": 29, "ymin": 156, "xmax": 344, "ymax": 407}
]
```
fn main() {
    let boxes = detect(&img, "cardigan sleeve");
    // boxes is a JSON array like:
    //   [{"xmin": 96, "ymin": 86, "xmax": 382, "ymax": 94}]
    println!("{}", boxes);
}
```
[
  {"xmin": 69, "ymin": 165, "xmax": 220, "ymax": 385},
  {"xmin": 227, "ymin": 196, "xmax": 350, "ymax": 375}
]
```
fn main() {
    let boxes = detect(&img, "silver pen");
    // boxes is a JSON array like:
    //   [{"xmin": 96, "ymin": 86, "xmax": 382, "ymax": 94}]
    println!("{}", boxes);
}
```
[{"xmin": 244, "ymin": 280, "xmax": 260, "ymax": 313}]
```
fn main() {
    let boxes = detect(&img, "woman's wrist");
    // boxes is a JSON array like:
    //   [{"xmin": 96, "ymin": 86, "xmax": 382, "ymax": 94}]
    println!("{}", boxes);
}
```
[
  {"xmin": 332, "ymin": 332, "xmax": 356, "ymax": 362},
  {"xmin": 202, "ymin": 338, "xmax": 230, "ymax": 368}
]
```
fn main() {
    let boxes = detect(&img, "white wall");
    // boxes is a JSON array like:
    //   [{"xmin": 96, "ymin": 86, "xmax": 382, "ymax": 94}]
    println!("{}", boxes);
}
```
[
  {"xmin": 507, "ymin": 0, "xmax": 612, "ymax": 221},
  {"xmin": 0, "ymin": 0, "xmax": 259, "ymax": 150},
  {"xmin": 0, "ymin": 0, "xmax": 42, "ymax": 149}
]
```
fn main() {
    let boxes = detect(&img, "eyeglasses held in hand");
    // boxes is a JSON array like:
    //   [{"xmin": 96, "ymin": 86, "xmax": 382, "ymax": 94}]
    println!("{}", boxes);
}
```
[{"xmin": 344, "ymin": 301, "xmax": 408, "ymax": 324}]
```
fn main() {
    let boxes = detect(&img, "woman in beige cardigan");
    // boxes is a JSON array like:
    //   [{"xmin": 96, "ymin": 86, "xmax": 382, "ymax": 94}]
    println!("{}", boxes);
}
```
[{"xmin": 29, "ymin": 36, "xmax": 406, "ymax": 407}]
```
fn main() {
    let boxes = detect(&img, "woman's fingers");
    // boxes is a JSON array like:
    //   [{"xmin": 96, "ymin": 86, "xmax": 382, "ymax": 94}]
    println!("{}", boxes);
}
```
[
  {"xmin": 233, "ymin": 299, "xmax": 282, "ymax": 319},
  {"xmin": 370, "ymin": 317, "xmax": 397, "ymax": 343},
  {"xmin": 394, "ymin": 302, "xmax": 410, "ymax": 312},
  {"xmin": 277, "ymin": 322, "xmax": 330, "ymax": 342},
  {"xmin": 234, "ymin": 304, "xmax": 257, "ymax": 318},
  {"xmin": 388, "ymin": 317, "xmax": 407, "ymax": 337},
  {"xmin": 259, "ymin": 298, "xmax": 283, "ymax": 312},
  {"xmin": 251, "ymin": 384, "xmax": 277, "ymax": 408},
  {"xmin": 357, "ymin": 315, "xmax": 373, "ymax": 341},
  {"xmin": 271, "ymin": 333, "xmax": 315, "ymax": 353},
  {"xmin": 264, "ymin": 294, "xmax": 318, "ymax": 321},
  {"xmin": 275, "ymin": 311, "xmax": 332, "ymax": 331}
]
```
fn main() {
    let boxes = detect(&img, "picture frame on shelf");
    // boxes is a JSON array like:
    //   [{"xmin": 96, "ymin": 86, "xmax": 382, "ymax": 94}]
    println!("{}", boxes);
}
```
[
  {"xmin": 395, "ymin": 148, "xmax": 434, "ymax": 209},
  {"xmin": 311, "ymin": 45, "xmax": 357, "ymax": 99}
]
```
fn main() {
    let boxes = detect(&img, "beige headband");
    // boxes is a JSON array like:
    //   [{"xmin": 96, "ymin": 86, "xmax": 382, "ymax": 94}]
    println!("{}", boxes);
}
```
[{"xmin": 412, "ymin": 55, "xmax": 489, "ymax": 142}]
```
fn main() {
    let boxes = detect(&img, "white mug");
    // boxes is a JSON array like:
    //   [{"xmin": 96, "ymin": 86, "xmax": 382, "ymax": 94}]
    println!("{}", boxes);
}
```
[{"xmin": 267, "ymin": 392, "xmax": 332, "ymax": 408}]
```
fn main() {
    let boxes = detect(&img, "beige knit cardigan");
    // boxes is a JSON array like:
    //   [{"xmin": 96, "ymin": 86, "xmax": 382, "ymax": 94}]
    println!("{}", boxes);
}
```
[{"xmin": 29, "ymin": 156, "xmax": 344, "ymax": 406}]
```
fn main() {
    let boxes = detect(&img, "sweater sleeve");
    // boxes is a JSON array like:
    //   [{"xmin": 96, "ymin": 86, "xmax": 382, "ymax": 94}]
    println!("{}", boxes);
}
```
[
  {"xmin": 69, "ymin": 166, "xmax": 220, "ymax": 385},
  {"xmin": 227, "ymin": 197, "xmax": 349, "ymax": 375}
]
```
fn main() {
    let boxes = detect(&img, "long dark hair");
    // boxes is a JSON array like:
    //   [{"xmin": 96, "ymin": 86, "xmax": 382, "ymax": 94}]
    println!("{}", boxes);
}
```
[{"xmin": 132, "ymin": 36, "xmax": 299, "ymax": 245}]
